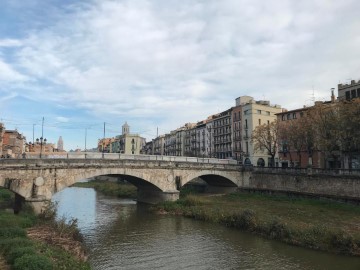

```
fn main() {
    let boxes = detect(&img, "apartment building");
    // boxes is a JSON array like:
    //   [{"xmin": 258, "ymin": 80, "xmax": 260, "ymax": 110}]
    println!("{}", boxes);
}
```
[
  {"xmin": 241, "ymin": 98, "xmax": 282, "ymax": 166},
  {"xmin": 2, "ymin": 130, "xmax": 26, "ymax": 158},
  {"xmin": 213, "ymin": 108, "xmax": 232, "ymax": 159},
  {"xmin": 205, "ymin": 115, "xmax": 216, "ymax": 158},
  {"xmin": 338, "ymin": 79, "xmax": 360, "ymax": 101},
  {"xmin": 153, "ymin": 135, "xmax": 165, "ymax": 155},
  {"xmin": 175, "ymin": 127, "xmax": 185, "ymax": 156},
  {"xmin": 164, "ymin": 130, "xmax": 176, "ymax": 156},
  {"xmin": 0, "ymin": 123, "xmax": 4, "ymax": 156},
  {"xmin": 194, "ymin": 121, "xmax": 207, "ymax": 157}
]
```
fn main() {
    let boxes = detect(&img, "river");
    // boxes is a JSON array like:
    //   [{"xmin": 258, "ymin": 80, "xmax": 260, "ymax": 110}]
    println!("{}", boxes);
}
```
[{"xmin": 53, "ymin": 187, "xmax": 360, "ymax": 270}]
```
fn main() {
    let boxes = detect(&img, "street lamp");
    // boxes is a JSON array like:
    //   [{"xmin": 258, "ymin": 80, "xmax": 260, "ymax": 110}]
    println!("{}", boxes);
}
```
[{"xmin": 36, "ymin": 137, "xmax": 47, "ymax": 158}]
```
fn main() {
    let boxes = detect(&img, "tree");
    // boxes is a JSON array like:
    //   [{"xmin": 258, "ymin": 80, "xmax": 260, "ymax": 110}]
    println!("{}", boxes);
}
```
[
  {"xmin": 251, "ymin": 120, "xmax": 279, "ymax": 167},
  {"xmin": 309, "ymin": 100, "xmax": 360, "ymax": 169},
  {"xmin": 278, "ymin": 114, "xmax": 314, "ymax": 168}
]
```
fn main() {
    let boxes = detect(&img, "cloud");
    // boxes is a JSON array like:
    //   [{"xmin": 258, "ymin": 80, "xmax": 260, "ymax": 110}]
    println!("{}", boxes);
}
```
[
  {"xmin": 1, "ymin": 0, "xmax": 360, "ymax": 144},
  {"xmin": 0, "ymin": 58, "xmax": 27, "ymax": 82},
  {"xmin": 0, "ymin": 39, "xmax": 22, "ymax": 47},
  {"xmin": 56, "ymin": 116, "xmax": 69, "ymax": 123}
]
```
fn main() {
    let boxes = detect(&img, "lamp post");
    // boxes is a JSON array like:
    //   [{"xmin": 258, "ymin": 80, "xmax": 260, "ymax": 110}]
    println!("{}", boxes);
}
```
[{"xmin": 37, "ymin": 137, "xmax": 47, "ymax": 158}]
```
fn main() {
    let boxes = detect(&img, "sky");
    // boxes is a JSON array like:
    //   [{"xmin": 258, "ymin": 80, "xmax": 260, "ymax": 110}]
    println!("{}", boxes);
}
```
[{"xmin": 0, "ymin": 0, "xmax": 359, "ymax": 151}]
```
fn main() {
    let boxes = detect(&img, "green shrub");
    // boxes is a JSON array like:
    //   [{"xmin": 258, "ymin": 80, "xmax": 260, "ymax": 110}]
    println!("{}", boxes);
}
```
[
  {"xmin": 5, "ymin": 246, "xmax": 36, "ymax": 264},
  {"xmin": 267, "ymin": 218, "xmax": 291, "ymax": 240},
  {"xmin": 0, "ymin": 237, "xmax": 33, "ymax": 255},
  {"xmin": 0, "ymin": 188, "xmax": 13, "ymax": 201},
  {"xmin": 53, "ymin": 216, "xmax": 83, "ymax": 241},
  {"xmin": 0, "ymin": 227, "xmax": 26, "ymax": 238},
  {"xmin": 330, "ymin": 231, "xmax": 357, "ymax": 254},
  {"xmin": 13, "ymin": 254, "xmax": 53, "ymax": 270},
  {"xmin": 38, "ymin": 201, "xmax": 58, "ymax": 221},
  {"xmin": 222, "ymin": 209, "xmax": 257, "ymax": 231}
]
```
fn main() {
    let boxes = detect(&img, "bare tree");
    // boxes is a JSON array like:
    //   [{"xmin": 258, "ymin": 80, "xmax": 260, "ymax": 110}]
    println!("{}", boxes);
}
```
[{"xmin": 251, "ymin": 120, "xmax": 279, "ymax": 167}]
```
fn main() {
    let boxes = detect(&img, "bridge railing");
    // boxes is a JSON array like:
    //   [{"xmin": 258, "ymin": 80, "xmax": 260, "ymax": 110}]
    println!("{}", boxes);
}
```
[
  {"xmin": 12, "ymin": 152, "xmax": 238, "ymax": 165},
  {"xmin": 252, "ymin": 166, "xmax": 360, "ymax": 176}
]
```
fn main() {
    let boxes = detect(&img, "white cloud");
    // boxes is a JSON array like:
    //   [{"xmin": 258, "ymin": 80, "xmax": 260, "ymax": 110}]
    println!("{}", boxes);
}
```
[
  {"xmin": 2, "ymin": 0, "xmax": 360, "ymax": 141},
  {"xmin": 56, "ymin": 116, "xmax": 69, "ymax": 123},
  {"xmin": 0, "ymin": 39, "xmax": 22, "ymax": 47},
  {"xmin": 0, "ymin": 58, "xmax": 27, "ymax": 82}
]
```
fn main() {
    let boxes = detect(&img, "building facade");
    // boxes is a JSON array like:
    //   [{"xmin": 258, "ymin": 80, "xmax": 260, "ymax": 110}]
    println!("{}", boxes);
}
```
[
  {"xmin": 213, "ymin": 108, "xmax": 232, "ymax": 159},
  {"xmin": 110, "ymin": 122, "xmax": 146, "ymax": 155},
  {"xmin": 153, "ymin": 135, "xmax": 165, "ymax": 155},
  {"xmin": 338, "ymin": 79, "xmax": 360, "ymax": 101},
  {"xmin": 241, "ymin": 99, "xmax": 282, "ymax": 167},
  {"xmin": 0, "ymin": 123, "xmax": 4, "ymax": 156},
  {"xmin": 2, "ymin": 130, "xmax": 26, "ymax": 158}
]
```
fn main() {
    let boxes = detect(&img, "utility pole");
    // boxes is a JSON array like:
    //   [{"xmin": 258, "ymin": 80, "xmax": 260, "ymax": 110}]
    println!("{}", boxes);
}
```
[
  {"xmin": 85, "ymin": 128, "xmax": 87, "ymax": 155},
  {"xmin": 32, "ymin": 124, "xmax": 35, "ymax": 144},
  {"xmin": 102, "ymin": 122, "xmax": 105, "ymax": 158}
]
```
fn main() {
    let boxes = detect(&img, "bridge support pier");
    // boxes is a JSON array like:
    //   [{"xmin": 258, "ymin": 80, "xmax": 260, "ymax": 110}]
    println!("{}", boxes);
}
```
[
  {"xmin": 14, "ymin": 194, "xmax": 24, "ymax": 214},
  {"xmin": 137, "ymin": 189, "xmax": 179, "ymax": 204},
  {"xmin": 25, "ymin": 198, "xmax": 51, "ymax": 215}
]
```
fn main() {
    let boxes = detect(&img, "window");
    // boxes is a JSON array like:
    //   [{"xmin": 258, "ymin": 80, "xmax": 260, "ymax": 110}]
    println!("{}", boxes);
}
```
[
  {"xmin": 287, "ymin": 114, "xmax": 291, "ymax": 120},
  {"xmin": 346, "ymin": 91, "xmax": 351, "ymax": 100},
  {"xmin": 293, "ymin": 113, "xmax": 297, "ymax": 119},
  {"xmin": 267, "ymin": 120, "xmax": 270, "ymax": 125},
  {"xmin": 266, "ymin": 111, "xmax": 270, "ymax": 115},
  {"xmin": 282, "ymin": 115, "xmax": 285, "ymax": 121},
  {"xmin": 351, "ymin": 89, "xmax": 356, "ymax": 99},
  {"xmin": 257, "ymin": 110, "xmax": 261, "ymax": 114},
  {"xmin": 357, "ymin": 88, "xmax": 360, "ymax": 98},
  {"xmin": 300, "ymin": 112, "xmax": 304, "ymax": 117},
  {"xmin": 246, "ymin": 142, "xmax": 249, "ymax": 154},
  {"xmin": 244, "ymin": 110, "xmax": 248, "ymax": 115},
  {"xmin": 245, "ymin": 119, "xmax": 248, "ymax": 129},
  {"xmin": 258, "ymin": 119, "xmax": 261, "ymax": 125}
]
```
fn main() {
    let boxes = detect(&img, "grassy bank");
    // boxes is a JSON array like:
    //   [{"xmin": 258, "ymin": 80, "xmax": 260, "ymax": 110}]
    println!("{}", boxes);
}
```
[
  {"xmin": 0, "ymin": 188, "xmax": 90, "ymax": 270},
  {"xmin": 73, "ymin": 180, "xmax": 137, "ymax": 198},
  {"xmin": 155, "ymin": 192, "xmax": 360, "ymax": 256}
]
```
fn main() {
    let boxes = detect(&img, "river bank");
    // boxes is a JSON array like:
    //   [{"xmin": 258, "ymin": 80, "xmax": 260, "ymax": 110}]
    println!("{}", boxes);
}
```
[
  {"xmin": 73, "ymin": 179, "xmax": 137, "ymax": 198},
  {"xmin": 154, "ymin": 192, "xmax": 360, "ymax": 256},
  {"xmin": 0, "ymin": 187, "xmax": 90, "ymax": 270},
  {"xmin": 73, "ymin": 180, "xmax": 360, "ymax": 256}
]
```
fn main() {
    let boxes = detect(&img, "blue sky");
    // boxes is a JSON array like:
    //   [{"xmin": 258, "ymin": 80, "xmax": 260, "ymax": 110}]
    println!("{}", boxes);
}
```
[{"xmin": 1, "ymin": 0, "xmax": 360, "ymax": 150}]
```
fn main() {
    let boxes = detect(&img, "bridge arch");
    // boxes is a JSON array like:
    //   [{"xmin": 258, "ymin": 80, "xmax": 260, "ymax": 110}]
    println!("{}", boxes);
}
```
[
  {"xmin": 181, "ymin": 170, "xmax": 239, "ymax": 188},
  {"xmin": 56, "ymin": 168, "xmax": 167, "ymax": 195}
]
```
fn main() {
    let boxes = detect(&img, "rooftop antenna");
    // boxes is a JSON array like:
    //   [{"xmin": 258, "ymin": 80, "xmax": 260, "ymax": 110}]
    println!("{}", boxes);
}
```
[{"xmin": 311, "ymin": 85, "xmax": 315, "ymax": 102}]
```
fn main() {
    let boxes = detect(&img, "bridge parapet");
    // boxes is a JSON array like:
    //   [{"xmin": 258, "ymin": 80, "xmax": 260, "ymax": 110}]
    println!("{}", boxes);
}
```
[
  {"xmin": 0, "ymin": 158, "xmax": 240, "ymax": 171},
  {"xmin": 20, "ymin": 153, "xmax": 238, "ymax": 165}
]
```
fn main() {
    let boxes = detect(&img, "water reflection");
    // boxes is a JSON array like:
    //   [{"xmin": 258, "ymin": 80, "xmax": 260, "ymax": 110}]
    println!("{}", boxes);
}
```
[{"xmin": 53, "ymin": 187, "xmax": 360, "ymax": 270}]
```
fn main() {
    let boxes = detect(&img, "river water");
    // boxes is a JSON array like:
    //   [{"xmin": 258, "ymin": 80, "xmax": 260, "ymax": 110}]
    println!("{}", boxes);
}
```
[{"xmin": 53, "ymin": 187, "xmax": 360, "ymax": 270}]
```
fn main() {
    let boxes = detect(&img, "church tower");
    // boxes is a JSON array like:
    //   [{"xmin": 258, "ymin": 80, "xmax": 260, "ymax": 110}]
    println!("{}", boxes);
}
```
[
  {"xmin": 57, "ymin": 136, "xmax": 64, "ymax": 151},
  {"xmin": 122, "ymin": 122, "xmax": 130, "ymax": 135}
]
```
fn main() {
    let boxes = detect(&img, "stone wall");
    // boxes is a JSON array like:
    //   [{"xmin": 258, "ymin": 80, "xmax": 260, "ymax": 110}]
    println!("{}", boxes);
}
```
[{"xmin": 241, "ymin": 170, "xmax": 360, "ymax": 201}]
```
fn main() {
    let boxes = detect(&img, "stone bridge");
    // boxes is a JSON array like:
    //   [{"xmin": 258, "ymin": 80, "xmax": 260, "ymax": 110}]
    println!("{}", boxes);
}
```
[{"xmin": 0, "ymin": 155, "xmax": 242, "ymax": 212}]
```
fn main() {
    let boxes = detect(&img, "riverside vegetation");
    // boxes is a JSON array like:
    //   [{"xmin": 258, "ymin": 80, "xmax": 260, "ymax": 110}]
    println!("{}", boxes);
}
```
[
  {"xmin": 155, "ymin": 190, "xmax": 360, "ymax": 256},
  {"xmin": 0, "ymin": 187, "xmax": 90, "ymax": 270},
  {"xmin": 73, "ymin": 179, "xmax": 137, "ymax": 198},
  {"xmin": 74, "ymin": 180, "xmax": 360, "ymax": 256}
]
